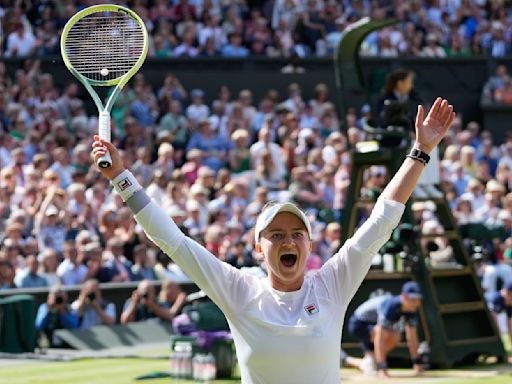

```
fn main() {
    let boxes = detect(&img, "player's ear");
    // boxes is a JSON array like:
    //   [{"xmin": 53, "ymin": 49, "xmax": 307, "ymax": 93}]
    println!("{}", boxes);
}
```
[{"xmin": 308, "ymin": 240, "xmax": 313, "ymax": 252}]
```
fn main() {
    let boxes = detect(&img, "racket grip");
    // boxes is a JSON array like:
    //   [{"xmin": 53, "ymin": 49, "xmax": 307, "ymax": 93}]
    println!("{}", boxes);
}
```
[{"xmin": 97, "ymin": 112, "xmax": 112, "ymax": 168}]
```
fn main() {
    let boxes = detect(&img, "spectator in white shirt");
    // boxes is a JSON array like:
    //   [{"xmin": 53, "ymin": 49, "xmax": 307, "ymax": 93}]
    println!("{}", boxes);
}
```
[
  {"xmin": 4, "ymin": 21, "xmax": 36, "ymax": 57},
  {"xmin": 186, "ymin": 89, "xmax": 210, "ymax": 124},
  {"xmin": 57, "ymin": 240, "xmax": 88, "ymax": 286}
]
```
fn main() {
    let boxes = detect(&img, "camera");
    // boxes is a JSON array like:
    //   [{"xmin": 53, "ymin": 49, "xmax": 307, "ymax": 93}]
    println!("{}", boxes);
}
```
[
  {"xmin": 55, "ymin": 296, "xmax": 64, "ymax": 305},
  {"xmin": 87, "ymin": 292, "xmax": 96, "ymax": 301}
]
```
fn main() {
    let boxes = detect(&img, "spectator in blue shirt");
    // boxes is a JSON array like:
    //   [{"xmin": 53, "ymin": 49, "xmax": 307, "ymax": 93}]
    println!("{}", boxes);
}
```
[
  {"xmin": 71, "ymin": 279, "xmax": 116, "ymax": 328},
  {"xmin": 186, "ymin": 118, "xmax": 229, "ymax": 172},
  {"xmin": 131, "ymin": 244, "xmax": 157, "ymax": 281},
  {"xmin": 485, "ymin": 282, "xmax": 512, "ymax": 349},
  {"xmin": 221, "ymin": 32, "xmax": 250, "ymax": 57},
  {"xmin": 35, "ymin": 285, "xmax": 79, "ymax": 347},
  {"xmin": 14, "ymin": 254, "xmax": 48, "ymax": 288},
  {"xmin": 342, "ymin": 281, "xmax": 424, "ymax": 378}
]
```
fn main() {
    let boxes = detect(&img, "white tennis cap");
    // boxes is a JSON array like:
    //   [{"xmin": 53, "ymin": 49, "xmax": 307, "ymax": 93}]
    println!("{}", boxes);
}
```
[{"xmin": 254, "ymin": 202, "xmax": 312, "ymax": 242}]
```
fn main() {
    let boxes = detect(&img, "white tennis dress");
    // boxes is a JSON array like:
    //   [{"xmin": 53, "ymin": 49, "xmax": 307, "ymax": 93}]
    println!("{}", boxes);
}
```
[{"xmin": 113, "ymin": 170, "xmax": 405, "ymax": 383}]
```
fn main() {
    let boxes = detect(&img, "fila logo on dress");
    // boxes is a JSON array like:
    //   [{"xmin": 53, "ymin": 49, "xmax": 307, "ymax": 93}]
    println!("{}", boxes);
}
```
[{"xmin": 304, "ymin": 304, "xmax": 319, "ymax": 315}]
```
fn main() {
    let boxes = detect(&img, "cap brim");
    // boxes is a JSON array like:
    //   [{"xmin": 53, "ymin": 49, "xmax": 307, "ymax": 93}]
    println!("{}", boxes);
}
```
[
  {"xmin": 405, "ymin": 293, "xmax": 423, "ymax": 299},
  {"xmin": 254, "ymin": 202, "xmax": 312, "ymax": 242}
]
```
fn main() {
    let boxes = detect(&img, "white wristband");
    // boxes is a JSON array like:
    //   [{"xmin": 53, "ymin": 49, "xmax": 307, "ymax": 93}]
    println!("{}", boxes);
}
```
[{"xmin": 111, "ymin": 170, "xmax": 142, "ymax": 202}]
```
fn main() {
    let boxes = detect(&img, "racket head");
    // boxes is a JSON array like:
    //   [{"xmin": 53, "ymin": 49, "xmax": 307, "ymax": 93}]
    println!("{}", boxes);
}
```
[{"xmin": 60, "ymin": 4, "xmax": 148, "ymax": 88}]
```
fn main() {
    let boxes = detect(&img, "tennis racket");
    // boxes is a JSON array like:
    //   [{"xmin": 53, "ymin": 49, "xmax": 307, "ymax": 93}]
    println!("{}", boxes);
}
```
[{"xmin": 60, "ymin": 4, "xmax": 148, "ymax": 168}]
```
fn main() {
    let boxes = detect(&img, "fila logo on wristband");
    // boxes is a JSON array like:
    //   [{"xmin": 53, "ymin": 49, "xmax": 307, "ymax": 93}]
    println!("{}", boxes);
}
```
[
  {"xmin": 305, "ymin": 304, "xmax": 319, "ymax": 315},
  {"xmin": 118, "ymin": 178, "xmax": 132, "ymax": 191}
]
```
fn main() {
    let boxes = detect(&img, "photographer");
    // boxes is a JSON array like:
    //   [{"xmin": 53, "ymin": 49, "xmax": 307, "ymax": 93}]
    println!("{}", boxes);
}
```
[
  {"xmin": 71, "ymin": 279, "xmax": 116, "ymax": 328},
  {"xmin": 35, "ymin": 285, "xmax": 78, "ymax": 347},
  {"xmin": 120, "ymin": 279, "xmax": 174, "ymax": 324}
]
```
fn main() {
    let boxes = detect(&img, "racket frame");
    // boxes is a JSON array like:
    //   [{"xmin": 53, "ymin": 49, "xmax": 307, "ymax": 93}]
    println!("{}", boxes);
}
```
[{"xmin": 60, "ymin": 4, "xmax": 149, "ymax": 168}]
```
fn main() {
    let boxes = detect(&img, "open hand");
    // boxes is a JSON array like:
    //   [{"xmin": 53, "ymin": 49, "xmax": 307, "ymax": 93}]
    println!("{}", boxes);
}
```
[{"xmin": 415, "ymin": 98, "xmax": 455, "ymax": 154}]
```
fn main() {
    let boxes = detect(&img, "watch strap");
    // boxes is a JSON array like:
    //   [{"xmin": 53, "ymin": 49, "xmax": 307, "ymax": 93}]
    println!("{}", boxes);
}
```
[{"xmin": 406, "ymin": 148, "xmax": 430, "ymax": 166}]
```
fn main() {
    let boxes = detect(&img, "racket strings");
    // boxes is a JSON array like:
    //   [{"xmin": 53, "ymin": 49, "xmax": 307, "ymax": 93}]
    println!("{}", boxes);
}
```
[{"xmin": 65, "ymin": 12, "xmax": 145, "ymax": 82}]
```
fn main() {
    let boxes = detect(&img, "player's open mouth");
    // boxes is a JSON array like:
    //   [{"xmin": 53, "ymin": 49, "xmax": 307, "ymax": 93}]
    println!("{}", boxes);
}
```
[{"xmin": 280, "ymin": 253, "xmax": 297, "ymax": 267}]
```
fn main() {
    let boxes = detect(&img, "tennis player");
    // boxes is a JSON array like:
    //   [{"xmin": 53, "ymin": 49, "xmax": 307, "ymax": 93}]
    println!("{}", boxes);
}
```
[{"xmin": 92, "ymin": 98, "xmax": 454, "ymax": 383}]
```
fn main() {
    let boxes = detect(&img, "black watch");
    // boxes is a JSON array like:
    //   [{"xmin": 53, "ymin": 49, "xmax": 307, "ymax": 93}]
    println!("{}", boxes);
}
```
[{"xmin": 407, "ymin": 148, "xmax": 430, "ymax": 166}]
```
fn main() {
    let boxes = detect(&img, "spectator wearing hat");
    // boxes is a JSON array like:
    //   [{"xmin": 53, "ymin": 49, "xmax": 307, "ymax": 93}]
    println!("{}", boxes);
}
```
[
  {"xmin": 184, "ymin": 200, "xmax": 206, "ymax": 235},
  {"xmin": 195, "ymin": 166, "xmax": 217, "ymax": 199},
  {"xmin": 188, "ymin": 183, "xmax": 210, "ymax": 227},
  {"xmin": 154, "ymin": 142, "xmax": 175, "ymax": 180},
  {"xmin": 485, "ymin": 282, "xmax": 512, "ymax": 349},
  {"xmin": 14, "ymin": 254, "xmax": 48, "ymax": 288},
  {"xmin": 34, "ymin": 186, "xmax": 67, "ymax": 255},
  {"xmin": 186, "ymin": 118, "xmax": 229, "ymax": 172},
  {"xmin": 181, "ymin": 149, "xmax": 203, "ymax": 185},
  {"xmin": 474, "ymin": 179, "xmax": 506, "ymax": 223},
  {"xmin": 229, "ymin": 129, "xmax": 252, "ymax": 173},
  {"xmin": 420, "ymin": 33, "xmax": 446, "ymax": 57},
  {"xmin": 342, "ymin": 282, "xmax": 425, "ymax": 377},
  {"xmin": 460, "ymin": 145, "xmax": 477, "ymax": 178},
  {"xmin": 186, "ymin": 89, "xmax": 209, "ymax": 124}
]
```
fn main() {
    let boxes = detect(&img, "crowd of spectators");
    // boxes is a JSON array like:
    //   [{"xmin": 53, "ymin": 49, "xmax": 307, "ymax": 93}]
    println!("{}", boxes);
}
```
[
  {"xmin": 1, "ymin": 47, "xmax": 512, "ymax": 347},
  {"xmin": 482, "ymin": 64, "xmax": 512, "ymax": 104},
  {"xmin": 1, "ymin": 0, "xmax": 512, "ymax": 59}
]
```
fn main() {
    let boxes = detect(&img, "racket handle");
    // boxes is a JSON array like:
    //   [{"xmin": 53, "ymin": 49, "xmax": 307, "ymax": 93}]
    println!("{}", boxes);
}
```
[{"xmin": 97, "ymin": 111, "xmax": 112, "ymax": 168}]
